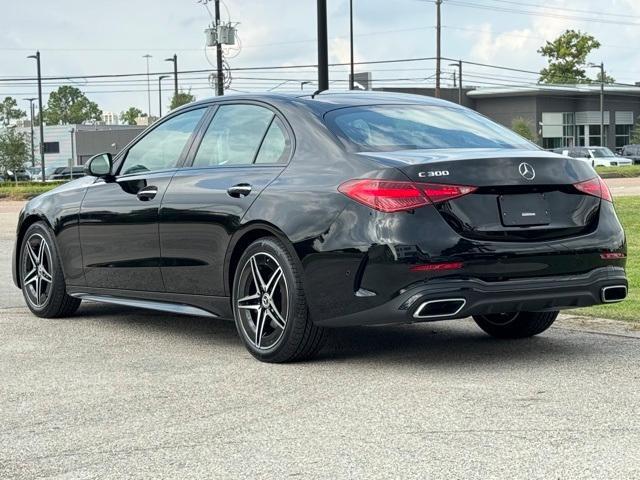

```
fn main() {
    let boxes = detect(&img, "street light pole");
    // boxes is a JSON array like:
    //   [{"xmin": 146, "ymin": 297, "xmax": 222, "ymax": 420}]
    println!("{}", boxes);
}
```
[
  {"xmin": 589, "ymin": 62, "xmax": 606, "ymax": 147},
  {"xmin": 349, "ymin": 0, "xmax": 354, "ymax": 90},
  {"xmin": 27, "ymin": 51, "xmax": 45, "ymax": 182},
  {"xmin": 165, "ymin": 55, "xmax": 178, "ymax": 101},
  {"xmin": 143, "ymin": 54, "xmax": 152, "ymax": 118},
  {"xmin": 158, "ymin": 75, "xmax": 169, "ymax": 117},
  {"xmin": 600, "ymin": 62, "xmax": 605, "ymax": 147},
  {"xmin": 449, "ymin": 60, "xmax": 463, "ymax": 104},
  {"xmin": 435, "ymin": 0, "xmax": 442, "ymax": 98},
  {"xmin": 317, "ymin": 0, "xmax": 329, "ymax": 92},
  {"xmin": 69, "ymin": 128, "xmax": 75, "ymax": 179},
  {"xmin": 23, "ymin": 97, "xmax": 36, "ymax": 167}
]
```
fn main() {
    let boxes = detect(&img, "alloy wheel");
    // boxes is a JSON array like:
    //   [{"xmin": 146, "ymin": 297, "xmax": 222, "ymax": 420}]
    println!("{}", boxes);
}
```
[
  {"xmin": 22, "ymin": 233, "xmax": 53, "ymax": 308},
  {"xmin": 236, "ymin": 252, "xmax": 289, "ymax": 350}
]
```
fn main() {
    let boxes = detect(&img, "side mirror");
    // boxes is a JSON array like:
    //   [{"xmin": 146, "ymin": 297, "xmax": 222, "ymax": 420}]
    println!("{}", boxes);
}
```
[{"xmin": 84, "ymin": 153, "xmax": 113, "ymax": 178}]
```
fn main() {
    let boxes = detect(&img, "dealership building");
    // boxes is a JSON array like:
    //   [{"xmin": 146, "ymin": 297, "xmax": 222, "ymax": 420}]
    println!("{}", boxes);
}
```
[
  {"xmin": 17, "ymin": 124, "xmax": 146, "ymax": 168},
  {"xmin": 379, "ymin": 84, "xmax": 640, "ymax": 149}
]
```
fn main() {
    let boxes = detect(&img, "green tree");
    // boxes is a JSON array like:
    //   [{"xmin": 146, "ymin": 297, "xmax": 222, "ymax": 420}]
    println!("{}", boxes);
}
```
[
  {"xmin": 0, "ymin": 127, "xmax": 30, "ymax": 182},
  {"xmin": 511, "ymin": 117, "xmax": 537, "ymax": 142},
  {"xmin": 538, "ymin": 30, "xmax": 602, "ymax": 84},
  {"xmin": 595, "ymin": 70, "xmax": 616, "ymax": 84},
  {"xmin": 120, "ymin": 107, "xmax": 144, "ymax": 125},
  {"xmin": 0, "ymin": 97, "xmax": 26, "ymax": 126},
  {"xmin": 169, "ymin": 91, "xmax": 196, "ymax": 110},
  {"xmin": 42, "ymin": 86, "xmax": 102, "ymax": 125},
  {"xmin": 631, "ymin": 117, "xmax": 640, "ymax": 145}
]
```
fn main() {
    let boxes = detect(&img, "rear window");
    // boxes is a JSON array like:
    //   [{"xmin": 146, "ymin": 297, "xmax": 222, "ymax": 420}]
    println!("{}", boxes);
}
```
[{"xmin": 325, "ymin": 105, "xmax": 536, "ymax": 152}]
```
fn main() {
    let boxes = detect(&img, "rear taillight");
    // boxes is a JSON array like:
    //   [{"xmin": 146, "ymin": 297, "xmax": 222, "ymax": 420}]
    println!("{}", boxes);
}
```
[
  {"xmin": 574, "ymin": 177, "xmax": 612, "ymax": 202},
  {"xmin": 338, "ymin": 179, "xmax": 477, "ymax": 213}
]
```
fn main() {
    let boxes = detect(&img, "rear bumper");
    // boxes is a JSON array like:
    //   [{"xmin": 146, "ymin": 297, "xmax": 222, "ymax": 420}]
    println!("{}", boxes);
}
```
[{"xmin": 314, "ymin": 266, "xmax": 627, "ymax": 327}]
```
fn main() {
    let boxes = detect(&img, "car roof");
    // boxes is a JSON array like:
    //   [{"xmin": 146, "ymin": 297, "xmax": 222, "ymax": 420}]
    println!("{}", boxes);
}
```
[{"xmin": 181, "ymin": 90, "xmax": 461, "ymax": 116}]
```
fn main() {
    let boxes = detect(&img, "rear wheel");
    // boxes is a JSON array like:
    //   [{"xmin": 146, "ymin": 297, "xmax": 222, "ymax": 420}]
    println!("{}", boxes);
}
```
[
  {"xmin": 473, "ymin": 311, "xmax": 558, "ymax": 339},
  {"xmin": 232, "ymin": 237, "xmax": 327, "ymax": 363},
  {"xmin": 20, "ymin": 222, "xmax": 81, "ymax": 318}
]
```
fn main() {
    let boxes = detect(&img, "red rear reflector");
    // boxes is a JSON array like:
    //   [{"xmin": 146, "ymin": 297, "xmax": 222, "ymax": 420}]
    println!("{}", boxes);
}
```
[
  {"xmin": 601, "ymin": 252, "xmax": 626, "ymax": 260},
  {"xmin": 338, "ymin": 179, "xmax": 477, "ymax": 213},
  {"xmin": 574, "ymin": 177, "xmax": 613, "ymax": 202},
  {"xmin": 409, "ymin": 261, "xmax": 464, "ymax": 272}
]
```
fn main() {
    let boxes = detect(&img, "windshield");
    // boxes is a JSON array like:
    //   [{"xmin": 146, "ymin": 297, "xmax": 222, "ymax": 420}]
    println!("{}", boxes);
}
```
[
  {"xmin": 325, "ymin": 105, "xmax": 537, "ymax": 152},
  {"xmin": 589, "ymin": 148, "xmax": 615, "ymax": 158}
]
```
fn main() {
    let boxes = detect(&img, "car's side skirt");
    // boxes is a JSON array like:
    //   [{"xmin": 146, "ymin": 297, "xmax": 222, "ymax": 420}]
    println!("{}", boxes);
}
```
[{"xmin": 67, "ymin": 286, "xmax": 234, "ymax": 320}]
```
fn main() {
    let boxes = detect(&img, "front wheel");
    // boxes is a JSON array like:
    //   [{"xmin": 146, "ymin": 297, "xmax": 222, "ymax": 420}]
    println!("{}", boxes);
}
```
[
  {"xmin": 473, "ymin": 311, "xmax": 558, "ymax": 339},
  {"xmin": 232, "ymin": 237, "xmax": 327, "ymax": 363}
]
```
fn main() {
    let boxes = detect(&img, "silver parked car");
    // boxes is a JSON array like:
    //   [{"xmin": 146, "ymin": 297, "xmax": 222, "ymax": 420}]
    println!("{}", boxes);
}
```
[{"xmin": 554, "ymin": 147, "xmax": 633, "ymax": 167}]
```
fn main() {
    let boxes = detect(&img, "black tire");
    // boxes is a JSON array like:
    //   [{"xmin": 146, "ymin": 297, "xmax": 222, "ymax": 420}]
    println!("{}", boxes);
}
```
[
  {"xmin": 473, "ymin": 311, "xmax": 558, "ymax": 339},
  {"xmin": 232, "ymin": 236, "xmax": 327, "ymax": 363},
  {"xmin": 19, "ymin": 222, "xmax": 81, "ymax": 318}
]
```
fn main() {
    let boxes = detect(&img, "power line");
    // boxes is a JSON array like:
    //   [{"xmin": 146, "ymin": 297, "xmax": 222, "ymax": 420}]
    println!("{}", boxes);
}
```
[
  {"xmin": 472, "ymin": 0, "xmax": 640, "ymax": 20},
  {"xmin": 0, "ymin": 57, "xmax": 438, "ymax": 83},
  {"xmin": 0, "ymin": 26, "xmax": 437, "ymax": 53},
  {"xmin": 442, "ymin": 25, "xmax": 637, "ymax": 52},
  {"xmin": 445, "ymin": 0, "xmax": 640, "ymax": 26}
]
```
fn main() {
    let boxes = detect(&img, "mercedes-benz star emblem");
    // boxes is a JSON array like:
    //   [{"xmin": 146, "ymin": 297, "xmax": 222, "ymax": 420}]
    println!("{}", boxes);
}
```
[{"xmin": 518, "ymin": 162, "xmax": 535, "ymax": 180}]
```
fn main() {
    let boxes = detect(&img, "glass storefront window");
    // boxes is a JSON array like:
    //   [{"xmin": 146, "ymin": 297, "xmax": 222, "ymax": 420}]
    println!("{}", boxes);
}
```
[{"xmin": 616, "ymin": 124, "xmax": 631, "ymax": 147}]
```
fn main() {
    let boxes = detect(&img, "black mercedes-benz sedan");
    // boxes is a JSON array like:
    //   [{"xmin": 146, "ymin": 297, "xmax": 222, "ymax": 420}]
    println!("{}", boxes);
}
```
[{"xmin": 13, "ymin": 92, "xmax": 627, "ymax": 362}]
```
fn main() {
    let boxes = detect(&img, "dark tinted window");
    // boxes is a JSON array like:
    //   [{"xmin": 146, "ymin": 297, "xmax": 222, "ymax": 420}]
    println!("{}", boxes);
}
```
[
  {"xmin": 255, "ymin": 118, "xmax": 291, "ymax": 164},
  {"xmin": 326, "ymin": 105, "xmax": 535, "ymax": 152},
  {"xmin": 120, "ymin": 108, "xmax": 205, "ymax": 175},
  {"xmin": 192, "ymin": 104, "xmax": 275, "ymax": 167},
  {"xmin": 43, "ymin": 142, "xmax": 60, "ymax": 154}
]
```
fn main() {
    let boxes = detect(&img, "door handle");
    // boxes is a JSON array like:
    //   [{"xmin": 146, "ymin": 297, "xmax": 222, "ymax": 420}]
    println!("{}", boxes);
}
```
[
  {"xmin": 227, "ymin": 184, "xmax": 252, "ymax": 198},
  {"xmin": 136, "ymin": 186, "xmax": 158, "ymax": 201}
]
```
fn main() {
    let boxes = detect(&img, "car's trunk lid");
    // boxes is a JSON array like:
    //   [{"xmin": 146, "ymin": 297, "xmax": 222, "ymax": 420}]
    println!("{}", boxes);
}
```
[{"xmin": 361, "ymin": 148, "xmax": 602, "ymax": 241}]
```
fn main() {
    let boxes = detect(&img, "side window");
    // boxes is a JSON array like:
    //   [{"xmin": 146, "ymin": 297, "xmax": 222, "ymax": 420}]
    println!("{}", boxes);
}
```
[
  {"xmin": 192, "ymin": 104, "xmax": 274, "ymax": 167},
  {"xmin": 120, "ymin": 108, "xmax": 205, "ymax": 176},
  {"xmin": 255, "ymin": 118, "xmax": 291, "ymax": 164}
]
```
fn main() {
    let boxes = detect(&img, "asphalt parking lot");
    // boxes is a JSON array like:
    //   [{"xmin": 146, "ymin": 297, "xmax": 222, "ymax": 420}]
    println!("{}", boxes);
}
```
[{"xmin": 1, "ymin": 201, "xmax": 640, "ymax": 479}]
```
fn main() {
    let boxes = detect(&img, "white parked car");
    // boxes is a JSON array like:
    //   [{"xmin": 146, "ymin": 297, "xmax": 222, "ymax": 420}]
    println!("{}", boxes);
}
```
[{"xmin": 554, "ymin": 147, "xmax": 633, "ymax": 167}]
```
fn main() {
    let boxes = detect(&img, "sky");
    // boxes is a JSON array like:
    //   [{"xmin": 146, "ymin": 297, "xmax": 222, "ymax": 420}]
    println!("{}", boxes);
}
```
[{"xmin": 1, "ymin": 0, "xmax": 639, "ymax": 118}]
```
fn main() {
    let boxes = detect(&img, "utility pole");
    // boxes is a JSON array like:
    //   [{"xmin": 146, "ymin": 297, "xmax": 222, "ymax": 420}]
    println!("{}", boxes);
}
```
[
  {"xmin": 215, "ymin": 0, "xmax": 224, "ymax": 96},
  {"xmin": 158, "ymin": 75, "xmax": 169, "ymax": 117},
  {"xmin": 435, "ymin": 0, "xmax": 442, "ymax": 98},
  {"xmin": 143, "ymin": 54, "xmax": 152, "ymax": 117},
  {"xmin": 27, "ymin": 51, "xmax": 45, "ymax": 182},
  {"xmin": 317, "ymin": 0, "xmax": 329, "ymax": 92},
  {"xmin": 23, "ymin": 98, "xmax": 36, "ymax": 167},
  {"xmin": 349, "ymin": 0, "xmax": 355, "ymax": 90},
  {"xmin": 165, "ymin": 54, "xmax": 178, "ymax": 101}
]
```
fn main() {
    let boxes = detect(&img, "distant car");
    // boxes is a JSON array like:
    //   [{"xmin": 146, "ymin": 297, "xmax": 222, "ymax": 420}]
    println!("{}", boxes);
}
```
[
  {"xmin": 32, "ymin": 166, "xmax": 67, "ymax": 182},
  {"xmin": 49, "ymin": 166, "xmax": 85, "ymax": 181},
  {"xmin": 621, "ymin": 145, "xmax": 640, "ymax": 165},
  {"xmin": 3, "ymin": 168, "xmax": 32, "ymax": 181},
  {"xmin": 553, "ymin": 147, "xmax": 633, "ymax": 167}
]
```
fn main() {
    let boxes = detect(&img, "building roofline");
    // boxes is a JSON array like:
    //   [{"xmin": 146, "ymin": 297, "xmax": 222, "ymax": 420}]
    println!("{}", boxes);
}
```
[{"xmin": 467, "ymin": 84, "xmax": 640, "ymax": 98}]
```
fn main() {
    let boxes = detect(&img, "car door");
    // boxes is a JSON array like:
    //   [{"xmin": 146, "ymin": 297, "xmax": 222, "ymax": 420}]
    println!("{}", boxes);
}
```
[
  {"xmin": 78, "ymin": 107, "xmax": 207, "ymax": 291},
  {"xmin": 159, "ymin": 102, "xmax": 293, "ymax": 296}
]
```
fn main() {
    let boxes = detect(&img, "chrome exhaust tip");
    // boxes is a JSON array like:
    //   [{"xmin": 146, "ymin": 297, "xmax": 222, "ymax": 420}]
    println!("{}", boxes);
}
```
[
  {"xmin": 601, "ymin": 285, "xmax": 627, "ymax": 303},
  {"xmin": 413, "ymin": 298, "xmax": 466, "ymax": 319}
]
